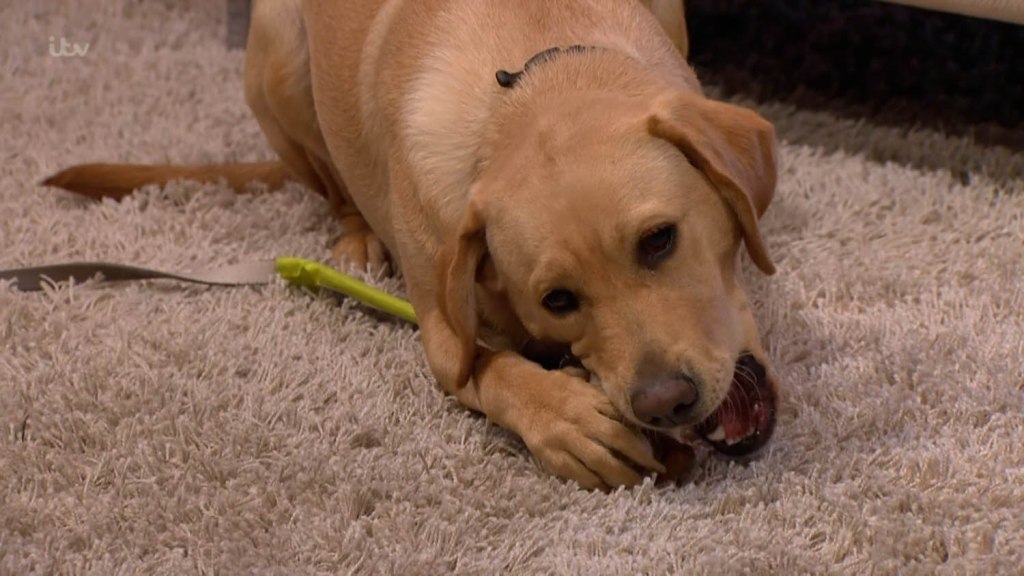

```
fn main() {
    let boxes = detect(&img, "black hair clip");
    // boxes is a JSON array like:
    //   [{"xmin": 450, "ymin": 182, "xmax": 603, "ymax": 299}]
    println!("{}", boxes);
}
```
[
  {"xmin": 495, "ymin": 69, "xmax": 523, "ymax": 88},
  {"xmin": 495, "ymin": 45, "xmax": 593, "ymax": 89}
]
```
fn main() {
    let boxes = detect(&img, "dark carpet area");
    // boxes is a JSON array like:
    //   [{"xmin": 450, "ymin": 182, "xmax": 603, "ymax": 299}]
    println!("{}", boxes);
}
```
[{"xmin": 686, "ymin": 0, "xmax": 1024, "ymax": 151}]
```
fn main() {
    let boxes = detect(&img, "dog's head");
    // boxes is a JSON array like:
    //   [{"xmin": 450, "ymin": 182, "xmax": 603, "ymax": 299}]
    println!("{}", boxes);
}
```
[{"xmin": 436, "ymin": 89, "xmax": 779, "ymax": 456}]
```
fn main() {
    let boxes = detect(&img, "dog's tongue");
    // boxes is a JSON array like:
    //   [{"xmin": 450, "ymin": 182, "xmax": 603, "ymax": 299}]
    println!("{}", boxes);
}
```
[
  {"xmin": 716, "ymin": 398, "xmax": 771, "ymax": 443},
  {"xmin": 720, "ymin": 407, "xmax": 754, "ymax": 442},
  {"xmin": 697, "ymin": 355, "xmax": 776, "ymax": 456}
]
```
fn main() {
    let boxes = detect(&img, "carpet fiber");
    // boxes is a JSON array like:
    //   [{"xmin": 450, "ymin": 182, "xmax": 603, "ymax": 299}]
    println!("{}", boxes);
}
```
[{"xmin": 2, "ymin": 1, "xmax": 1023, "ymax": 574}]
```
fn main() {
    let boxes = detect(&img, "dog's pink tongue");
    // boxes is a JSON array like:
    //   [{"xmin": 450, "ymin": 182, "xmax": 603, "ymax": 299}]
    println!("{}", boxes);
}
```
[
  {"xmin": 719, "ymin": 404, "xmax": 753, "ymax": 441},
  {"xmin": 722, "ymin": 398, "xmax": 774, "ymax": 442},
  {"xmin": 699, "ymin": 356, "xmax": 776, "ymax": 456}
]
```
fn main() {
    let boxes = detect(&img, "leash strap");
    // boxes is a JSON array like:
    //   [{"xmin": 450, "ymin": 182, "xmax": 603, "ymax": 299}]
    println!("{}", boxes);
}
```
[
  {"xmin": 0, "ymin": 260, "xmax": 278, "ymax": 291},
  {"xmin": 0, "ymin": 257, "xmax": 418, "ymax": 325}
]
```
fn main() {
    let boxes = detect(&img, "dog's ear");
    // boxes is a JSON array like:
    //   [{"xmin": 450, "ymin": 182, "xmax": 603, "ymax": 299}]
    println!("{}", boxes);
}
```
[
  {"xmin": 433, "ymin": 193, "xmax": 489, "ymax": 389},
  {"xmin": 648, "ymin": 92, "xmax": 777, "ymax": 275}
]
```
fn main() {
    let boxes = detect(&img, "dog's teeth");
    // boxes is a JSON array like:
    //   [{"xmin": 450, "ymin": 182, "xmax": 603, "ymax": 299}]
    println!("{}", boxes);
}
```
[
  {"xmin": 705, "ymin": 425, "xmax": 726, "ymax": 442},
  {"xmin": 723, "ymin": 426, "xmax": 756, "ymax": 446}
]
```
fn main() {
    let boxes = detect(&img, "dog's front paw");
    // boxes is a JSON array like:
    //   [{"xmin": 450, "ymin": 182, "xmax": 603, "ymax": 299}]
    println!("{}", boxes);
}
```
[{"xmin": 518, "ymin": 372, "xmax": 666, "ymax": 491}]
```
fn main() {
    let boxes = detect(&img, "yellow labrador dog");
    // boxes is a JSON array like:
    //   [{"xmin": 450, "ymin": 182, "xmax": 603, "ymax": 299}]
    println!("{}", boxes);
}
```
[{"xmin": 45, "ymin": 0, "xmax": 779, "ymax": 490}]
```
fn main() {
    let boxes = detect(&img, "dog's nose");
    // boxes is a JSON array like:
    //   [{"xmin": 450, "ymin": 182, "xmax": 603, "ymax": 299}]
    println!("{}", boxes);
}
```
[{"xmin": 631, "ymin": 374, "xmax": 699, "ymax": 428}]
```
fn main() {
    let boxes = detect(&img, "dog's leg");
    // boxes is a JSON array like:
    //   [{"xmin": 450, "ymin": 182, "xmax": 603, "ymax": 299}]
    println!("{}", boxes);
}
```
[
  {"xmin": 247, "ymin": 78, "xmax": 386, "ymax": 271},
  {"xmin": 247, "ymin": 0, "xmax": 389, "ymax": 272},
  {"xmin": 422, "ymin": 326, "xmax": 665, "ymax": 491},
  {"xmin": 399, "ymin": 268, "xmax": 664, "ymax": 489},
  {"xmin": 307, "ymin": 154, "xmax": 388, "ymax": 273}
]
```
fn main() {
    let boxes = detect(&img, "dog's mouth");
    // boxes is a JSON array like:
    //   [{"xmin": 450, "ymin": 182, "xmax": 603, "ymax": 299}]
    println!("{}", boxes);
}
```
[
  {"xmin": 694, "ymin": 354, "xmax": 777, "ymax": 457},
  {"xmin": 521, "ymin": 340, "xmax": 778, "ymax": 457}
]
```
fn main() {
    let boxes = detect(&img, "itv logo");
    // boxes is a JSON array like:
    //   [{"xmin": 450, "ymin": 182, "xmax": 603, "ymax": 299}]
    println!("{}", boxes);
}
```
[{"xmin": 48, "ymin": 36, "xmax": 90, "ymax": 58}]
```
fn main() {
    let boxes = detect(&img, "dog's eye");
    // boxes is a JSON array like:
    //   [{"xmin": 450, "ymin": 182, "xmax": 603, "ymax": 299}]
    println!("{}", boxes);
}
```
[
  {"xmin": 541, "ymin": 289, "xmax": 579, "ymax": 315},
  {"xmin": 638, "ymin": 224, "xmax": 677, "ymax": 267}
]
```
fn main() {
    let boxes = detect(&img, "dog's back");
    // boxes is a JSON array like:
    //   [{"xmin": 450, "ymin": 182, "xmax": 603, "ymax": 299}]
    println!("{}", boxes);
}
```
[{"xmin": 42, "ymin": 0, "xmax": 690, "ymax": 204}]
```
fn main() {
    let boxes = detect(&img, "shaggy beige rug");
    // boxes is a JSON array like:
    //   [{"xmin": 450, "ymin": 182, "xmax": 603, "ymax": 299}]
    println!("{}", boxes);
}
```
[{"xmin": 2, "ymin": 1, "xmax": 1022, "ymax": 574}]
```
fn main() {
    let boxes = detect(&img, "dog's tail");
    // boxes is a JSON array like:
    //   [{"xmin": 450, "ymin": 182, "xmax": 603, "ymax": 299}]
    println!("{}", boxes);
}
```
[{"xmin": 41, "ymin": 161, "xmax": 301, "ymax": 200}]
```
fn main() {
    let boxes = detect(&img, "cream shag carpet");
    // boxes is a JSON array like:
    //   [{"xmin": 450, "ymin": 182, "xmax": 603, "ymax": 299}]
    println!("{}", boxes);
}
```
[{"xmin": 2, "ymin": 1, "xmax": 1023, "ymax": 574}]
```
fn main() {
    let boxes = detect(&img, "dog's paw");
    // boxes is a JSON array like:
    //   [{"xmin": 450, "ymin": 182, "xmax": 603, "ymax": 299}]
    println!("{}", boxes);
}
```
[
  {"xmin": 519, "ymin": 372, "xmax": 665, "ymax": 491},
  {"xmin": 330, "ymin": 215, "xmax": 390, "ymax": 274}
]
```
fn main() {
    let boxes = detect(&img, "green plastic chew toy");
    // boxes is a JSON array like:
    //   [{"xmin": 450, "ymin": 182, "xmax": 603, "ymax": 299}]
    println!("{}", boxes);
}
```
[{"xmin": 274, "ymin": 257, "xmax": 418, "ymax": 324}]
